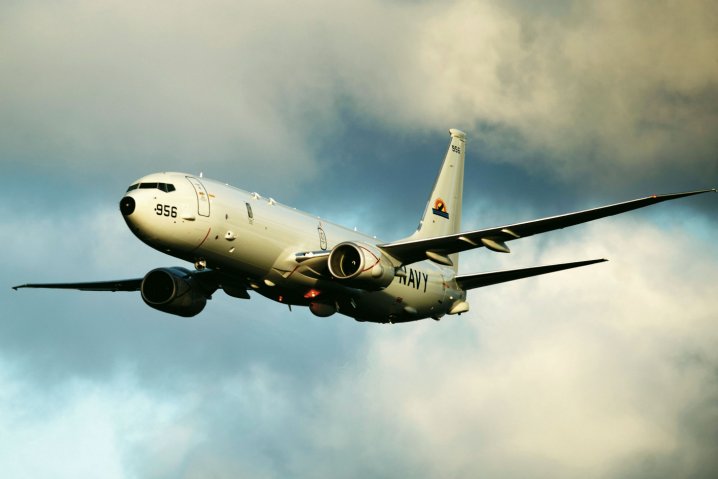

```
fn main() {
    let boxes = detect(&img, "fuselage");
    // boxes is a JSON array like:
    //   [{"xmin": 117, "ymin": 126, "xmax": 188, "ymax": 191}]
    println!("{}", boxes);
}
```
[{"xmin": 120, "ymin": 172, "xmax": 465, "ymax": 323}]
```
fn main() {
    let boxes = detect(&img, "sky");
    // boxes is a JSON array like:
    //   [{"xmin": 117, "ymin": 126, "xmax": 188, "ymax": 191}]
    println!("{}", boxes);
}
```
[{"xmin": 1, "ymin": 1, "xmax": 717, "ymax": 477}]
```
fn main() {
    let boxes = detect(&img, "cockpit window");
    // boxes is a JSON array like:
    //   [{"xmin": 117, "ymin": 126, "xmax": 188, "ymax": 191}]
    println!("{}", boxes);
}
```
[{"xmin": 130, "ymin": 182, "xmax": 176, "ymax": 192}]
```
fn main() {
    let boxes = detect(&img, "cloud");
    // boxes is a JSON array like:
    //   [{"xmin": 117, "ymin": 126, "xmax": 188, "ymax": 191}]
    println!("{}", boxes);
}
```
[
  {"xmin": 3, "ymin": 0, "xmax": 715, "ymax": 193},
  {"xmin": 395, "ymin": 1, "xmax": 718, "ymax": 188},
  {"xmin": 0, "ymin": 0, "xmax": 338, "ymax": 191},
  {"xmin": 1, "ymin": 1, "xmax": 716, "ymax": 478},
  {"xmin": 0, "ymin": 364, "xmax": 205, "ymax": 479}
]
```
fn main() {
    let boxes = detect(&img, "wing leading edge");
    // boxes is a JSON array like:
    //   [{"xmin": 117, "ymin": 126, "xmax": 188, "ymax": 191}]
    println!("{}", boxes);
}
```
[{"xmin": 380, "ymin": 189, "xmax": 716, "ymax": 266}]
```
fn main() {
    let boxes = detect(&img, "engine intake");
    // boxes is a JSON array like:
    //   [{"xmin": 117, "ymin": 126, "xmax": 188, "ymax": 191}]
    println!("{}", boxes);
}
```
[
  {"xmin": 328, "ymin": 242, "xmax": 395, "ymax": 290},
  {"xmin": 141, "ymin": 267, "xmax": 209, "ymax": 317}
]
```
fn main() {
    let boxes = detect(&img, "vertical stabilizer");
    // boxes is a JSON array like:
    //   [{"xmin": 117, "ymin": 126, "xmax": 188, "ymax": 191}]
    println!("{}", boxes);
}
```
[{"xmin": 410, "ymin": 129, "xmax": 466, "ymax": 270}]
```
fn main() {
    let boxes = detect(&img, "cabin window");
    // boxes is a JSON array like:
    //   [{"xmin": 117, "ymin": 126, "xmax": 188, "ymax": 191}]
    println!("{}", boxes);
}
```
[{"xmin": 126, "ymin": 184, "xmax": 139, "ymax": 192}]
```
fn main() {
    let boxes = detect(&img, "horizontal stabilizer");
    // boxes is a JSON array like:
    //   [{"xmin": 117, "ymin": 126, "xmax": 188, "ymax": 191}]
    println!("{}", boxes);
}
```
[{"xmin": 456, "ymin": 258, "xmax": 607, "ymax": 291}]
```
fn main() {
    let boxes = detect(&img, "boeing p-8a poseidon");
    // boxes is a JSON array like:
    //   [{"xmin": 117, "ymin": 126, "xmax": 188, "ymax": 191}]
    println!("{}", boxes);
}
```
[{"xmin": 14, "ymin": 130, "xmax": 715, "ymax": 323}]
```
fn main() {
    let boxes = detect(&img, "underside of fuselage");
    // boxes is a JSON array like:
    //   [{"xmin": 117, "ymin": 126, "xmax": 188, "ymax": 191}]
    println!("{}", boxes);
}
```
[{"xmin": 250, "ymin": 273, "xmax": 462, "ymax": 324}]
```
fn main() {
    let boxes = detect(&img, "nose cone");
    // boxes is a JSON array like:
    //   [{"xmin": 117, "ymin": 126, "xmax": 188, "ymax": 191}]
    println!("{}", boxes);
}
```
[{"xmin": 120, "ymin": 196, "xmax": 136, "ymax": 216}]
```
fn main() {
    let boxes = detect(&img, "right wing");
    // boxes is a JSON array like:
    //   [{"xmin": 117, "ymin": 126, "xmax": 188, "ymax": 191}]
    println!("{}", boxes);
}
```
[
  {"xmin": 380, "ymin": 189, "xmax": 715, "ymax": 266},
  {"xmin": 456, "ymin": 259, "xmax": 606, "ymax": 291},
  {"xmin": 13, "ymin": 279, "xmax": 142, "ymax": 292},
  {"xmin": 12, "ymin": 269, "xmax": 232, "ymax": 294}
]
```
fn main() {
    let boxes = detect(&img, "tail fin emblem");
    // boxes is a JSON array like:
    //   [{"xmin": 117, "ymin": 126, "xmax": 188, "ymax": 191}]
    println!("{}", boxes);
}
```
[{"xmin": 432, "ymin": 198, "xmax": 449, "ymax": 219}]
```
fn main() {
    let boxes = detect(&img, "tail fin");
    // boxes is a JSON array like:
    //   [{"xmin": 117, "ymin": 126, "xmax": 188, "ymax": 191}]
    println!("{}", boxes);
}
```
[{"xmin": 409, "ymin": 129, "xmax": 466, "ymax": 270}]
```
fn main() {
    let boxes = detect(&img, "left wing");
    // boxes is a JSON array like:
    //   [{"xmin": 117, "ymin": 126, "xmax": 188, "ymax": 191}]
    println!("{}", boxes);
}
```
[
  {"xmin": 379, "ymin": 189, "xmax": 715, "ymax": 266},
  {"xmin": 13, "ymin": 278, "xmax": 143, "ymax": 292}
]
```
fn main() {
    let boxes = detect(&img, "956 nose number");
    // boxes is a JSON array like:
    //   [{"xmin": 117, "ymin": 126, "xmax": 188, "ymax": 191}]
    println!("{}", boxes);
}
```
[{"xmin": 155, "ymin": 204, "xmax": 177, "ymax": 218}]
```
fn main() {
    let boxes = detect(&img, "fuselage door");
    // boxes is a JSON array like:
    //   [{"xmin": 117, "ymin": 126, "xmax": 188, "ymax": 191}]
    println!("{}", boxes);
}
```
[{"xmin": 186, "ymin": 177, "xmax": 210, "ymax": 217}]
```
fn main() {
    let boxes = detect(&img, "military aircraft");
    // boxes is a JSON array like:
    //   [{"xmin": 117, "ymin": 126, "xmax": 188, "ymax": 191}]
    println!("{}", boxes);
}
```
[{"xmin": 13, "ymin": 129, "xmax": 715, "ymax": 323}]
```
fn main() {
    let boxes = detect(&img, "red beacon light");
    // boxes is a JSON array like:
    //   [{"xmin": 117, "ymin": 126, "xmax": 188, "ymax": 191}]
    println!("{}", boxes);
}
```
[{"xmin": 304, "ymin": 289, "xmax": 321, "ymax": 299}]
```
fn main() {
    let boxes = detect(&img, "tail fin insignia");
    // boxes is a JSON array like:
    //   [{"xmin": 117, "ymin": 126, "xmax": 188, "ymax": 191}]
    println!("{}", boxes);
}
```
[{"xmin": 432, "ymin": 198, "xmax": 449, "ymax": 218}]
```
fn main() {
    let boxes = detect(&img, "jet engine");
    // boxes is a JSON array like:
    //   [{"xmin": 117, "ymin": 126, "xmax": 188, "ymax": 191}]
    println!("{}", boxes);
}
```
[
  {"xmin": 140, "ymin": 267, "xmax": 210, "ymax": 317},
  {"xmin": 327, "ymin": 242, "xmax": 395, "ymax": 290}
]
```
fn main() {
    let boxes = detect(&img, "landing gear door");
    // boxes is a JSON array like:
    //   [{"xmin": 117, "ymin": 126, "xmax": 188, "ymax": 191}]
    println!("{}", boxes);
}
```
[{"xmin": 186, "ymin": 177, "xmax": 210, "ymax": 217}]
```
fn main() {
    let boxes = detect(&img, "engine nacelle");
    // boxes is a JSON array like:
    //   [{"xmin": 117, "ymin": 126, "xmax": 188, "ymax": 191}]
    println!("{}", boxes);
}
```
[
  {"xmin": 327, "ymin": 242, "xmax": 396, "ymax": 290},
  {"xmin": 140, "ymin": 267, "xmax": 208, "ymax": 317}
]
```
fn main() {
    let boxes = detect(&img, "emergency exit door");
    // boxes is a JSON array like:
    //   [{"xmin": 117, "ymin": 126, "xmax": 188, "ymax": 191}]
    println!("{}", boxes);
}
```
[{"xmin": 186, "ymin": 177, "xmax": 210, "ymax": 217}]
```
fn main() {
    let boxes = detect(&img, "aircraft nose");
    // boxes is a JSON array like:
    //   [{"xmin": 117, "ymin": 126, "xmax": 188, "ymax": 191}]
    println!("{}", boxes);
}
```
[{"xmin": 120, "ymin": 196, "xmax": 136, "ymax": 216}]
